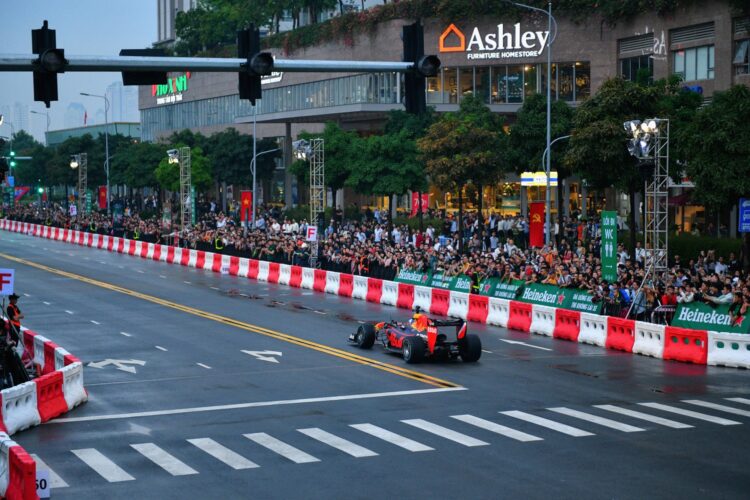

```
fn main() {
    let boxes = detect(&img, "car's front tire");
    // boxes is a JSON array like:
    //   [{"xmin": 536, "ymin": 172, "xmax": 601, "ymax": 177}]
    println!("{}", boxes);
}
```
[
  {"xmin": 355, "ymin": 324, "xmax": 376, "ymax": 349},
  {"xmin": 459, "ymin": 334, "xmax": 482, "ymax": 362},
  {"xmin": 402, "ymin": 336, "xmax": 425, "ymax": 364}
]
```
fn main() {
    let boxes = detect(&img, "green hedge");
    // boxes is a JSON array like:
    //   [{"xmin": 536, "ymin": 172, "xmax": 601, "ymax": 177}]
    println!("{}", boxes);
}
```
[{"xmin": 668, "ymin": 234, "xmax": 741, "ymax": 261}]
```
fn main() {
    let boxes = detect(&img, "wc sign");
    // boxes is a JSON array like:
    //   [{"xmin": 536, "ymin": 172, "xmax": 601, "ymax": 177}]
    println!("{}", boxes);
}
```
[{"xmin": 439, "ymin": 23, "xmax": 550, "ymax": 60}]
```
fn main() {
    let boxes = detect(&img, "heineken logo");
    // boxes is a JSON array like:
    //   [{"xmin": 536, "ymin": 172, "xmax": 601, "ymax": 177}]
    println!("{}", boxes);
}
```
[
  {"xmin": 677, "ymin": 307, "xmax": 731, "ymax": 326},
  {"xmin": 522, "ymin": 288, "xmax": 558, "ymax": 304},
  {"xmin": 397, "ymin": 270, "xmax": 425, "ymax": 282},
  {"xmin": 455, "ymin": 277, "xmax": 472, "ymax": 289}
]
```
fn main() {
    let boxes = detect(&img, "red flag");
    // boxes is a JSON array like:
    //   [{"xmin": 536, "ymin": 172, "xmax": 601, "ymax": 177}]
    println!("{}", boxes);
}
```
[
  {"xmin": 409, "ymin": 192, "xmax": 429, "ymax": 217},
  {"xmin": 529, "ymin": 202, "xmax": 545, "ymax": 248},
  {"xmin": 98, "ymin": 186, "xmax": 107, "ymax": 210},
  {"xmin": 240, "ymin": 191, "xmax": 252, "ymax": 221},
  {"xmin": 84, "ymin": 110, "xmax": 88, "ymax": 125}
]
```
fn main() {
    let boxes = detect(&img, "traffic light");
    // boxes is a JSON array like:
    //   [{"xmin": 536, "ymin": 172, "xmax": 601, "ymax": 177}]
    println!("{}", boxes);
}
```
[
  {"xmin": 37, "ymin": 186, "xmax": 44, "ymax": 194},
  {"xmin": 402, "ymin": 21, "xmax": 440, "ymax": 115},
  {"xmin": 31, "ymin": 20, "xmax": 67, "ymax": 108},
  {"xmin": 8, "ymin": 151, "xmax": 15, "ymax": 168},
  {"xmin": 237, "ymin": 25, "xmax": 274, "ymax": 105}
]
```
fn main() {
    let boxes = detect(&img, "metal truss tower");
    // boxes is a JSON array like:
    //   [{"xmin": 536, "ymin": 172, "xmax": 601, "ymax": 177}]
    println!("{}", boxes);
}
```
[{"xmin": 178, "ymin": 146, "xmax": 192, "ymax": 231}]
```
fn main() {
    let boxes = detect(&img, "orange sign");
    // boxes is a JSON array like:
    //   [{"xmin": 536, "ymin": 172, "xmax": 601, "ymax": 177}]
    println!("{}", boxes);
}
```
[{"xmin": 439, "ymin": 24, "xmax": 466, "ymax": 53}]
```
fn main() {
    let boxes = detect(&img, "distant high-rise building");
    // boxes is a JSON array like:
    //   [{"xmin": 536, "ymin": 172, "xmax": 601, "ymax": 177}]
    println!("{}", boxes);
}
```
[
  {"xmin": 64, "ymin": 102, "xmax": 87, "ymax": 129},
  {"xmin": 157, "ymin": 0, "xmax": 197, "ymax": 45},
  {"xmin": 107, "ymin": 81, "xmax": 139, "ymax": 122},
  {"xmin": 12, "ymin": 102, "xmax": 29, "ymax": 133}
]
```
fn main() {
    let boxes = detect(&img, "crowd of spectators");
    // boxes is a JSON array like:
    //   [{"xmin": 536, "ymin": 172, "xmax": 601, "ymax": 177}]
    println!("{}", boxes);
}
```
[{"xmin": 5, "ymin": 201, "xmax": 748, "ymax": 325}]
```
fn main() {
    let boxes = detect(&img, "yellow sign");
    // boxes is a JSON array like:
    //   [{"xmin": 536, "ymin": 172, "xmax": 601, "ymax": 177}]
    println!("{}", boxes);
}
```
[{"xmin": 520, "ymin": 171, "xmax": 558, "ymax": 187}]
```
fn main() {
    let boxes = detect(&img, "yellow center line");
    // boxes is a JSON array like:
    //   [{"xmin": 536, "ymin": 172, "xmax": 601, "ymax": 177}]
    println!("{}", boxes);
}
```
[{"xmin": 0, "ymin": 252, "xmax": 460, "ymax": 389}]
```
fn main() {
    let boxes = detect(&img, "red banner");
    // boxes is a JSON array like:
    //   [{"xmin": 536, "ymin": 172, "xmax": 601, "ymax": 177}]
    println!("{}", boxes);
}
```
[
  {"xmin": 98, "ymin": 186, "xmax": 107, "ymax": 210},
  {"xmin": 240, "ymin": 190, "xmax": 252, "ymax": 222},
  {"xmin": 410, "ymin": 192, "xmax": 429, "ymax": 217},
  {"xmin": 529, "ymin": 202, "xmax": 545, "ymax": 248}
]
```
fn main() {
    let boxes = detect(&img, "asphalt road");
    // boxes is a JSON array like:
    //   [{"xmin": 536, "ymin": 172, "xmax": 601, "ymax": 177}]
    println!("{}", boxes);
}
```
[{"xmin": 1, "ymin": 229, "xmax": 749, "ymax": 499}]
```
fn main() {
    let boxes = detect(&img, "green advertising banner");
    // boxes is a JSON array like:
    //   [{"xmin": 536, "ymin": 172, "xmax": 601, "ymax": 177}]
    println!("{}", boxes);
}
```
[
  {"xmin": 601, "ymin": 210, "xmax": 617, "ymax": 282},
  {"xmin": 517, "ymin": 283, "xmax": 603, "ymax": 314},
  {"xmin": 478, "ymin": 278, "xmax": 524, "ymax": 300},
  {"xmin": 672, "ymin": 302, "xmax": 750, "ymax": 333},
  {"xmin": 393, "ymin": 269, "xmax": 431, "ymax": 287},
  {"xmin": 394, "ymin": 270, "xmax": 473, "ymax": 293},
  {"xmin": 85, "ymin": 191, "xmax": 92, "ymax": 214}
]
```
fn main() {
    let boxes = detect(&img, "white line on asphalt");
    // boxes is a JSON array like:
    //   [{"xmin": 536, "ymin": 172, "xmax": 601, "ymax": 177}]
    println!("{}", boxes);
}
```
[
  {"xmin": 401, "ymin": 419, "xmax": 489, "ymax": 447},
  {"xmin": 30, "ymin": 454, "xmax": 69, "ymax": 488},
  {"xmin": 244, "ymin": 433, "xmax": 319, "ymax": 464},
  {"xmin": 298, "ymin": 428, "xmax": 378, "ymax": 457},
  {"xmin": 548, "ymin": 407, "xmax": 645, "ymax": 432},
  {"xmin": 637, "ymin": 403, "xmax": 741, "ymax": 425},
  {"xmin": 239, "ymin": 293, "xmax": 248, "ymax": 297},
  {"xmin": 130, "ymin": 443, "xmax": 198, "ymax": 476},
  {"xmin": 594, "ymin": 405, "xmax": 693, "ymax": 429},
  {"xmin": 136, "ymin": 269, "xmax": 145, "ymax": 274},
  {"xmin": 500, "ymin": 411, "xmax": 594, "ymax": 437},
  {"xmin": 499, "ymin": 339, "xmax": 552, "ymax": 351},
  {"xmin": 314, "ymin": 310, "xmax": 326, "ymax": 315},
  {"xmin": 210, "ymin": 287, "xmax": 219, "ymax": 291},
  {"xmin": 349, "ymin": 423, "xmax": 433, "ymax": 452},
  {"xmin": 727, "ymin": 397, "xmax": 750, "ymax": 406},
  {"xmin": 197, "ymin": 363, "xmax": 212, "ymax": 369},
  {"xmin": 64, "ymin": 310, "xmax": 74, "ymax": 315},
  {"xmin": 155, "ymin": 346, "xmax": 168, "ymax": 352},
  {"xmin": 71, "ymin": 448, "xmax": 135, "ymax": 482},
  {"xmin": 159, "ymin": 275, "xmax": 166, "ymax": 279},
  {"xmin": 183, "ymin": 281, "xmax": 191, "ymax": 285},
  {"xmin": 91, "ymin": 320, "xmax": 100, "ymax": 325},
  {"xmin": 187, "ymin": 438, "xmax": 259, "ymax": 470},
  {"xmin": 451, "ymin": 414, "xmax": 543, "ymax": 442},
  {"xmin": 43, "ymin": 301, "xmax": 50, "ymax": 306},
  {"xmin": 98, "ymin": 261, "xmax": 106, "ymax": 264},
  {"xmin": 48, "ymin": 387, "xmax": 466, "ymax": 423},
  {"xmin": 683, "ymin": 400, "xmax": 750, "ymax": 418},
  {"xmin": 119, "ymin": 332, "xmax": 132, "ymax": 337},
  {"xmin": 482, "ymin": 350, "xmax": 493, "ymax": 354},
  {"xmin": 23, "ymin": 293, "xmax": 30, "ymax": 297}
]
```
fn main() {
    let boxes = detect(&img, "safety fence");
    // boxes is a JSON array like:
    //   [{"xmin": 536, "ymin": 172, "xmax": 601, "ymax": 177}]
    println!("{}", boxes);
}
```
[{"xmin": 3, "ymin": 219, "xmax": 749, "ymax": 374}]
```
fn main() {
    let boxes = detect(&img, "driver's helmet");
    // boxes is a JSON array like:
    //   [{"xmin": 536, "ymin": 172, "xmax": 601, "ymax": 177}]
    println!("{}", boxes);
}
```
[{"xmin": 410, "ymin": 312, "xmax": 429, "ymax": 332}]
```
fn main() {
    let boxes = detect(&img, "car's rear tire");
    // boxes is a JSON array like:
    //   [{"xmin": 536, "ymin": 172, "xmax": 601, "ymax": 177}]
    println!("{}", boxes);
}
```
[
  {"xmin": 402, "ymin": 336, "xmax": 425, "ymax": 364},
  {"xmin": 459, "ymin": 334, "xmax": 482, "ymax": 363},
  {"xmin": 355, "ymin": 324, "xmax": 376, "ymax": 349}
]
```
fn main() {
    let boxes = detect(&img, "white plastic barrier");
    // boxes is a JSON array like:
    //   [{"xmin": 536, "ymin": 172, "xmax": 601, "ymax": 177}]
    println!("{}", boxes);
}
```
[
  {"xmin": 380, "ymin": 281, "xmax": 399, "ymax": 306},
  {"xmin": 33, "ymin": 335, "xmax": 50, "ymax": 373},
  {"xmin": 100, "ymin": 235, "xmax": 110, "ymax": 251},
  {"xmin": 352, "ymin": 275, "xmax": 368, "ymax": 300},
  {"xmin": 171, "ymin": 246, "xmax": 183, "ymax": 264},
  {"xmin": 578, "ymin": 312, "xmax": 608, "ymax": 346},
  {"xmin": 187, "ymin": 249, "xmax": 198, "ymax": 267},
  {"xmin": 633, "ymin": 321, "xmax": 666, "ymax": 358},
  {"xmin": 325, "ymin": 272, "xmax": 341, "ymax": 295},
  {"xmin": 65, "ymin": 230, "xmax": 74, "ymax": 243},
  {"xmin": 237, "ymin": 258, "xmax": 250, "ymax": 278},
  {"xmin": 144, "ymin": 242, "xmax": 154, "ymax": 259},
  {"xmin": 277, "ymin": 264, "xmax": 292, "ymax": 285},
  {"xmin": 158, "ymin": 244, "xmax": 169, "ymax": 262},
  {"xmin": 707, "ymin": 331, "xmax": 750, "ymax": 369},
  {"xmin": 1, "ymin": 382, "xmax": 41, "ymax": 435},
  {"xmin": 529, "ymin": 304, "xmax": 556, "ymax": 336},
  {"xmin": 133, "ymin": 240, "xmax": 143, "ymax": 256},
  {"xmin": 61, "ymin": 362, "xmax": 88, "ymax": 411},
  {"xmin": 219, "ymin": 254, "xmax": 231, "ymax": 274},
  {"xmin": 300, "ymin": 268, "xmax": 315, "ymax": 289},
  {"xmin": 202, "ymin": 252, "xmax": 216, "ymax": 271},
  {"xmin": 487, "ymin": 297, "xmax": 510, "ymax": 327},
  {"xmin": 0, "ymin": 433, "xmax": 15, "ymax": 496},
  {"xmin": 54, "ymin": 347, "xmax": 71, "ymax": 371},
  {"xmin": 120, "ymin": 239, "xmax": 131, "ymax": 254},
  {"xmin": 413, "ymin": 286, "xmax": 432, "ymax": 312},
  {"xmin": 447, "ymin": 291, "xmax": 469, "ymax": 320},
  {"xmin": 257, "ymin": 260, "xmax": 270, "ymax": 282}
]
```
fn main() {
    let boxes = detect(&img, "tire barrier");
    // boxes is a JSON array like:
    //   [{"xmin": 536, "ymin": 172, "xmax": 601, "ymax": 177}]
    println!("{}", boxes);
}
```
[
  {"xmin": 352, "ymin": 275, "xmax": 368, "ymax": 301},
  {"xmin": 412, "ymin": 286, "xmax": 432, "ymax": 313},
  {"xmin": 429, "ymin": 289, "xmax": 450, "ymax": 317},
  {"xmin": 277, "ymin": 264, "xmax": 292, "ymax": 285},
  {"xmin": 366, "ymin": 278, "xmax": 383, "ymax": 303},
  {"xmin": 530, "ymin": 304, "xmax": 556, "ymax": 337},
  {"xmin": 396, "ymin": 283, "xmax": 414, "ymax": 310},
  {"xmin": 447, "ymin": 292, "xmax": 469, "ymax": 320},
  {"xmin": 707, "ymin": 331, "xmax": 750, "ymax": 369},
  {"xmin": 553, "ymin": 308, "xmax": 580, "ymax": 342},
  {"xmin": 324, "ymin": 272, "xmax": 341, "ymax": 295},
  {"xmin": 507, "ymin": 301, "xmax": 532, "ymax": 333},
  {"xmin": 289, "ymin": 266, "xmax": 304, "ymax": 288},
  {"xmin": 466, "ymin": 294, "xmax": 489, "ymax": 324},
  {"xmin": 633, "ymin": 321, "xmax": 666, "ymax": 359},
  {"xmin": 257, "ymin": 261, "xmax": 270, "ymax": 282},
  {"xmin": 267, "ymin": 263, "xmax": 281, "ymax": 284},
  {"xmin": 663, "ymin": 326, "xmax": 708, "ymax": 365},
  {"xmin": 338, "ymin": 273, "xmax": 354, "ymax": 298},
  {"xmin": 300, "ymin": 267, "xmax": 315, "ymax": 289},
  {"xmin": 380, "ymin": 281, "xmax": 399, "ymax": 306},
  {"xmin": 61, "ymin": 362, "xmax": 88, "ymax": 411},
  {"xmin": 605, "ymin": 317, "xmax": 636, "ymax": 353},
  {"xmin": 487, "ymin": 298, "xmax": 510, "ymax": 327},
  {"xmin": 313, "ymin": 269, "xmax": 327, "ymax": 292},
  {"xmin": 0, "ymin": 383, "xmax": 41, "ymax": 435}
]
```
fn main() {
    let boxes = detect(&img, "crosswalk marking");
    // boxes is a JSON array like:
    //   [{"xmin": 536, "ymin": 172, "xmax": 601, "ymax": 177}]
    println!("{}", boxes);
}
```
[
  {"xmin": 500, "ymin": 411, "xmax": 594, "ymax": 437},
  {"xmin": 548, "ymin": 407, "xmax": 645, "ymax": 433},
  {"xmin": 349, "ymin": 423, "xmax": 433, "ymax": 452},
  {"xmin": 594, "ymin": 405, "xmax": 693, "ymax": 429},
  {"xmin": 71, "ymin": 449, "xmax": 135, "ymax": 482},
  {"xmin": 130, "ymin": 443, "xmax": 198, "ymax": 476},
  {"xmin": 726, "ymin": 397, "xmax": 750, "ymax": 406},
  {"xmin": 244, "ymin": 433, "xmax": 320, "ymax": 464},
  {"xmin": 401, "ymin": 419, "xmax": 489, "ymax": 447},
  {"xmin": 451, "ymin": 415, "xmax": 543, "ymax": 442},
  {"xmin": 187, "ymin": 438, "xmax": 259, "ymax": 470},
  {"xmin": 638, "ymin": 403, "xmax": 741, "ymax": 425},
  {"xmin": 683, "ymin": 400, "xmax": 750, "ymax": 418},
  {"xmin": 298, "ymin": 428, "xmax": 378, "ymax": 458},
  {"xmin": 30, "ymin": 454, "xmax": 69, "ymax": 488}
]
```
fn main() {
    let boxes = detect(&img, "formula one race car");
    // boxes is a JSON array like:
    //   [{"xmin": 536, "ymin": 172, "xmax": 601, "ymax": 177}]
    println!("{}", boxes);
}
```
[{"xmin": 348, "ymin": 310, "xmax": 481, "ymax": 364}]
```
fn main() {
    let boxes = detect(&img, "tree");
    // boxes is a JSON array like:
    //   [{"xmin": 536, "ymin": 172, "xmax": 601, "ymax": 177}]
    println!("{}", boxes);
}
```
[
  {"xmin": 299, "ymin": 122, "xmax": 361, "ymax": 194},
  {"xmin": 110, "ymin": 141, "xmax": 164, "ymax": 189},
  {"xmin": 155, "ymin": 145, "xmax": 213, "ymax": 193}
]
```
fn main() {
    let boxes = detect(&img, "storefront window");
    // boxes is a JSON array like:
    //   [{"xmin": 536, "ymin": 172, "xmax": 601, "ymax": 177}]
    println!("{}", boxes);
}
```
[
  {"xmin": 491, "ymin": 66, "xmax": 507, "ymax": 103},
  {"xmin": 459, "ymin": 67, "xmax": 474, "ymax": 100},
  {"xmin": 426, "ymin": 74, "xmax": 442, "ymax": 104},
  {"xmin": 558, "ymin": 63, "xmax": 574, "ymax": 101},
  {"xmin": 574, "ymin": 62, "xmax": 590, "ymax": 100},
  {"xmin": 507, "ymin": 65, "xmax": 524, "ymax": 103},
  {"xmin": 444, "ymin": 67, "xmax": 458, "ymax": 103},
  {"xmin": 475, "ymin": 66, "xmax": 490, "ymax": 103},
  {"xmin": 524, "ymin": 64, "xmax": 537, "ymax": 98},
  {"xmin": 541, "ymin": 63, "xmax": 557, "ymax": 99}
]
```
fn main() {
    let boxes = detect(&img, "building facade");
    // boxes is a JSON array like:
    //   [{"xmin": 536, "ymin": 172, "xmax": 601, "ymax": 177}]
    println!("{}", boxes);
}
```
[{"xmin": 45, "ymin": 123, "xmax": 141, "ymax": 148}]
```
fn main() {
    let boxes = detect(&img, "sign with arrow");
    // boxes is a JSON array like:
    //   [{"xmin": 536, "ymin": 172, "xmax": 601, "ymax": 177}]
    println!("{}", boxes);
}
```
[
  {"xmin": 601, "ymin": 210, "xmax": 617, "ymax": 282},
  {"xmin": 499, "ymin": 339, "xmax": 552, "ymax": 351},
  {"xmin": 87, "ymin": 359, "xmax": 146, "ymax": 373},
  {"xmin": 241, "ymin": 350, "xmax": 283, "ymax": 363}
]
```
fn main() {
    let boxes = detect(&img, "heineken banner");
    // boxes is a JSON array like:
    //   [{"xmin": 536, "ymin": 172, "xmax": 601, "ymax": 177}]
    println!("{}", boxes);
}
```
[
  {"xmin": 394, "ymin": 270, "xmax": 473, "ymax": 293},
  {"xmin": 516, "ymin": 283, "xmax": 603, "ymax": 314},
  {"xmin": 672, "ymin": 302, "xmax": 750, "ymax": 334},
  {"xmin": 478, "ymin": 278, "xmax": 524, "ymax": 300},
  {"xmin": 601, "ymin": 211, "xmax": 617, "ymax": 282}
]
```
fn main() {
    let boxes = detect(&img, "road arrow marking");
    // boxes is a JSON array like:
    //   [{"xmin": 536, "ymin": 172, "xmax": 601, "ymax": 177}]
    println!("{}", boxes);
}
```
[
  {"xmin": 87, "ymin": 359, "xmax": 146, "ymax": 373},
  {"xmin": 241, "ymin": 350, "xmax": 283, "ymax": 363},
  {"xmin": 499, "ymin": 339, "xmax": 552, "ymax": 351}
]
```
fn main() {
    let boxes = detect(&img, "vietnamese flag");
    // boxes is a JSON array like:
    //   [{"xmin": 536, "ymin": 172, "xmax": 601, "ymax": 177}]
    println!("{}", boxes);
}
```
[
  {"xmin": 529, "ymin": 202, "xmax": 545, "ymax": 248},
  {"xmin": 240, "ymin": 190, "xmax": 252, "ymax": 221},
  {"xmin": 98, "ymin": 185, "xmax": 108, "ymax": 210}
]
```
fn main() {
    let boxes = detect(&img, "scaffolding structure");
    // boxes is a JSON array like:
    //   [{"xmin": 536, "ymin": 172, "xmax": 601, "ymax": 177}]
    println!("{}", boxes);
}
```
[
  {"xmin": 76, "ymin": 153, "xmax": 87, "ymax": 216},
  {"xmin": 178, "ymin": 146, "xmax": 192, "ymax": 231},
  {"xmin": 308, "ymin": 139, "xmax": 325, "ymax": 267},
  {"xmin": 643, "ymin": 119, "xmax": 669, "ymax": 282}
]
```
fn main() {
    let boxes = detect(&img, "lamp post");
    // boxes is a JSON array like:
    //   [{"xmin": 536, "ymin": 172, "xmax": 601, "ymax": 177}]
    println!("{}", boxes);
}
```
[
  {"xmin": 30, "ymin": 110, "xmax": 50, "ymax": 145},
  {"xmin": 249, "ymin": 147, "xmax": 281, "ymax": 232},
  {"xmin": 80, "ymin": 92, "xmax": 110, "ymax": 216},
  {"xmin": 69, "ymin": 153, "xmax": 87, "ymax": 216},
  {"xmin": 252, "ymin": 105, "xmax": 257, "ymax": 228},
  {"xmin": 0, "ymin": 116, "xmax": 16, "ymax": 208}
]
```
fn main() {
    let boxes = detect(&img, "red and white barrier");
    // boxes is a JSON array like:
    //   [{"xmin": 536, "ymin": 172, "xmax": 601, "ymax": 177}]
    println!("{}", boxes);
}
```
[
  {"xmin": 61, "ymin": 362, "xmax": 88, "ymax": 411},
  {"xmin": 352, "ymin": 276, "xmax": 368, "ymax": 301},
  {"xmin": 380, "ymin": 281, "xmax": 399, "ymax": 306},
  {"xmin": 412, "ymin": 286, "xmax": 432, "ymax": 313},
  {"xmin": 529, "ymin": 304, "xmax": 555, "ymax": 337},
  {"xmin": 237, "ymin": 258, "xmax": 251, "ymax": 278},
  {"xmin": 447, "ymin": 291, "xmax": 469, "ymax": 320},
  {"xmin": 633, "ymin": 321, "xmax": 665, "ymax": 359},
  {"xmin": 278, "ymin": 264, "xmax": 292, "ymax": 285},
  {"xmin": 487, "ymin": 298, "xmax": 510, "ymax": 327},
  {"xmin": 300, "ymin": 267, "xmax": 315, "ymax": 289},
  {"xmin": 707, "ymin": 331, "xmax": 750, "ymax": 369},
  {"xmin": 257, "ymin": 261, "xmax": 270, "ymax": 282},
  {"xmin": 0, "ymin": 433, "xmax": 37, "ymax": 500},
  {"xmin": 325, "ymin": 272, "xmax": 340, "ymax": 295},
  {"xmin": 0, "ymin": 383, "xmax": 41, "ymax": 435},
  {"xmin": 579, "ymin": 312, "xmax": 607, "ymax": 346}
]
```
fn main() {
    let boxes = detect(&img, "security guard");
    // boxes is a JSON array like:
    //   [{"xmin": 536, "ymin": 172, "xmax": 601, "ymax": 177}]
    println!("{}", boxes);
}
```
[{"xmin": 6, "ymin": 293, "xmax": 23, "ymax": 341}]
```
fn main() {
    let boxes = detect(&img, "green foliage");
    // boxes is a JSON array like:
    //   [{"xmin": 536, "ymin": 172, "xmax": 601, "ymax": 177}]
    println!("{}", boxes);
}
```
[
  {"xmin": 298, "ymin": 122, "xmax": 361, "ymax": 191},
  {"xmin": 155, "ymin": 145, "xmax": 213, "ymax": 192},
  {"xmin": 110, "ymin": 141, "xmax": 164, "ymax": 188},
  {"xmin": 669, "ymin": 234, "xmax": 741, "ymax": 262}
]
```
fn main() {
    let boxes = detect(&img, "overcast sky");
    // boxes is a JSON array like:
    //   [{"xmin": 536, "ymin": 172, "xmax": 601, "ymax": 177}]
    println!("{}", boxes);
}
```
[{"xmin": 0, "ymin": 0, "xmax": 156, "ymax": 138}]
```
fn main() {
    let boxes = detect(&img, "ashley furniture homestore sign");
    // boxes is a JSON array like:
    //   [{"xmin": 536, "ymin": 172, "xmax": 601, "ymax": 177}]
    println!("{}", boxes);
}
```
[{"xmin": 439, "ymin": 23, "xmax": 550, "ymax": 60}]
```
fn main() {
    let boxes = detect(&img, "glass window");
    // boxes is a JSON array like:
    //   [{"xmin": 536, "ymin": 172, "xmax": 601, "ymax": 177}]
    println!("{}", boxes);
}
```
[
  {"xmin": 696, "ymin": 46, "xmax": 708, "ymax": 80},
  {"xmin": 541, "ymin": 63, "xmax": 557, "ymax": 99},
  {"xmin": 524, "ymin": 64, "xmax": 537, "ymax": 98},
  {"xmin": 685, "ymin": 49, "xmax": 697, "ymax": 81},
  {"xmin": 709, "ymin": 45, "xmax": 715, "ymax": 79},
  {"xmin": 620, "ymin": 55, "xmax": 653, "ymax": 83},
  {"xmin": 574, "ymin": 62, "xmax": 590, "ymax": 100},
  {"xmin": 672, "ymin": 46, "xmax": 714, "ymax": 81},
  {"xmin": 491, "ymin": 66, "xmax": 508, "ymax": 103},
  {"xmin": 459, "ymin": 67, "xmax": 474, "ymax": 101},
  {"xmin": 426, "ymin": 75, "xmax": 442, "ymax": 104},
  {"xmin": 735, "ymin": 40, "xmax": 750, "ymax": 75},
  {"xmin": 674, "ymin": 50, "xmax": 685, "ymax": 78},
  {"xmin": 558, "ymin": 63, "xmax": 574, "ymax": 101},
  {"xmin": 444, "ymin": 67, "xmax": 458, "ymax": 103},
  {"xmin": 507, "ymin": 65, "xmax": 523, "ymax": 103},
  {"xmin": 474, "ymin": 66, "xmax": 490, "ymax": 104}
]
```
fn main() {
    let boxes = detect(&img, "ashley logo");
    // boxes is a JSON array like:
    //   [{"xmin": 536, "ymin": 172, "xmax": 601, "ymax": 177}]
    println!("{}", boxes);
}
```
[{"xmin": 439, "ymin": 23, "xmax": 550, "ymax": 59}]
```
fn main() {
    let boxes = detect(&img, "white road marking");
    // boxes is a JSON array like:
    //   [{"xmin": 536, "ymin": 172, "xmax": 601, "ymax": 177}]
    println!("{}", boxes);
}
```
[
  {"xmin": 65, "ymin": 310, "xmax": 74, "ymax": 315},
  {"xmin": 136, "ymin": 269, "xmax": 145, "ymax": 274},
  {"xmin": 500, "ymin": 411, "xmax": 594, "ymax": 437},
  {"xmin": 49, "ymin": 387, "xmax": 466, "ymax": 423},
  {"xmin": 22, "ymin": 293, "xmax": 30, "ymax": 297},
  {"xmin": 43, "ymin": 301, "xmax": 51, "ymax": 305},
  {"xmin": 183, "ymin": 281, "xmax": 191, "ymax": 284},
  {"xmin": 727, "ymin": 397, "xmax": 750, "ymax": 406},
  {"xmin": 159, "ymin": 275, "xmax": 166, "ymax": 279},
  {"xmin": 298, "ymin": 428, "xmax": 378, "ymax": 457},
  {"xmin": 314, "ymin": 310, "xmax": 326, "ymax": 315},
  {"xmin": 401, "ymin": 419, "xmax": 489, "ymax": 447},
  {"xmin": 91, "ymin": 320, "xmax": 100, "ymax": 325},
  {"xmin": 482, "ymin": 350, "xmax": 493, "ymax": 354},
  {"xmin": 30, "ymin": 454, "xmax": 69, "ymax": 488},
  {"xmin": 350, "ymin": 423, "xmax": 433, "ymax": 452},
  {"xmin": 683, "ymin": 400, "xmax": 750, "ymax": 418},
  {"xmin": 548, "ymin": 407, "xmax": 645, "ymax": 432},
  {"xmin": 119, "ymin": 332, "xmax": 132, "ymax": 337},
  {"xmin": 594, "ymin": 405, "xmax": 693, "ymax": 429},
  {"xmin": 210, "ymin": 287, "xmax": 219, "ymax": 291},
  {"xmin": 637, "ymin": 403, "xmax": 741, "ymax": 425},
  {"xmin": 130, "ymin": 443, "xmax": 198, "ymax": 476},
  {"xmin": 451, "ymin": 414, "xmax": 542, "ymax": 442},
  {"xmin": 187, "ymin": 438, "xmax": 259, "ymax": 470},
  {"xmin": 244, "ymin": 433, "xmax": 319, "ymax": 464},
  {"xmin": 499, "ymin": 339, "xmax": 552, "ymax": 351},
  {"xmin": 197, "ymin": 363, "xmax": 212, "ymax": 369},
  {"xmin": 71, "ymin": 448, "xmax": 135, "ymax": 482},
  {"xmin": 98, "ymin": 261, "xmax": 106, "ymax": 264},
  {"xmin": 155, "ymin": 346, "xmax": 168, "ymax": 351}
]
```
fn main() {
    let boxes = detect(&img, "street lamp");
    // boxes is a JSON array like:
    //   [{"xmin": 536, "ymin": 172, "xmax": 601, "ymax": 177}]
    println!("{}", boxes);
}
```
[
  {"xmin": 81, "ymin": 92, "xmax": 110, "ymax": 215},
  {"xmin": 249, "ymin": 147, "xmax": 281, "ymax": 230}
]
